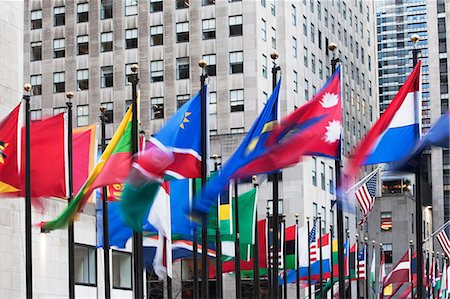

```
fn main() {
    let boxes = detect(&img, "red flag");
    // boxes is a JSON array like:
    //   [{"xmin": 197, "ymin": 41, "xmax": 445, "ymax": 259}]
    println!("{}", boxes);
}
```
[
  {"xmin": 384, "ymin": 250, "xmax": 411, "ymax": 287},
  {"xmin": 21, "ymin": 113, "xmax": 67, "ymax": 198},
  {"xmin": 0, "ymin": 104, "xmax": 21, "ymax": 194},
  {"xmin": 73, "ymin": 125, "xmax": 96, "ymax": 198}
]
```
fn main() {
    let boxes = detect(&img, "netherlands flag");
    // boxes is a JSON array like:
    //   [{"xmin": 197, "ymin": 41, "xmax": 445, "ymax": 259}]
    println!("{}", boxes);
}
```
[{"xmin": 348, "ymin": 61, "xmax": 422, "ymax": 178}]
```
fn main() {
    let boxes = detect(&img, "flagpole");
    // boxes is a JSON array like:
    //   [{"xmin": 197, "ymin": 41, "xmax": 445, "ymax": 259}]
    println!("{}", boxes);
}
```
[
  {"xmin": 410, "ymin": 240, "xmax": 414, "ymax": 298},
  {"xmin": 65, "ymin": 92, "xmax": 75, "ymax": 299},
  {"xmin": 282, "ymin": 216, "xmax": 287, "ymax": 299},
  {"xmin": 23, "ymin": 83, "xmax": 33, "ymax": 299},
  {"xmin": 330, "ymin": 224, "xmax": 334, "ymax": 296},
  {"xmin": 380, "ymin": 243, "xmax": 384, "ymax": 299},
  {"xmin": 166, "ymin": 236, "xmax": 173, "ymax": 299},
  {"xmin": 356, "ymin": 234, "xmax": 360, "ymax": 299},
  {"xmin": 130, "ymin": 64, "xmax": 144, "ymax": 299},
  {"xmin": 267, "ymin": 206, "xmax": 273, "ymax": 297},
  {"xmin": 295, "ymin": 214, "xmax": 300, "ymax": 299},
  {"xmin": 253, "ymin": 176, "xmax": 260, "ymax": 299},
  {"xmin": 329, "ymin": 42, "xmax": 346, "ymax": 299},
  {"xmin": 318, "ymin": 213, "xmax": 323, "ymax": 299},
  {"xmin": 233, "ymin": 180, "xmax": 242, "ymax": 299},
  {"xmin": 199, "ymin": 59, "xmax": 209, "ymax": 299},
  {"xmin": 365, "ymin": 237, "xmax": 369, "ymax": 299},
  {"xmin": 307, "ymin": 217, "xmax": 312, "ymax": 299},
  {"xmin": 270, "ymin": 51, "xmax": 281, "ymax": 299},
  {"xmin": 410, "ymin": 33, "xmax": 424, "ymax": 299},
  {"xmin": 192, "ymin": 179, "xmax": 199, "ymax": 299},
  {"xmin": 100, "ymin": 106, "xmax": 111, "ymax": 299},
  {"xmin": 347, "ymin": 230, "xmax": 352, "ymax": 299},
  {"xmin": 423, "ymin": 220, "xmax": 450, "ymax": 244},
  {"xmin": 213, "ymin": 155, "xmax": 223, "ymax": 299}
]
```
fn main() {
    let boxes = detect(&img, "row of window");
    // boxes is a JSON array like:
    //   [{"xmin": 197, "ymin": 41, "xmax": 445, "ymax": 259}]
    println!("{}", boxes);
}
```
[{"xmin": 311, "ymin": 158, "xmax": 334, "ymax": 194}]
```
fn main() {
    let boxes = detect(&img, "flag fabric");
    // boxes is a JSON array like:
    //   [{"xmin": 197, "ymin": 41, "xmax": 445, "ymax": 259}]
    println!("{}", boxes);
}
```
[
  {"xmin": 437, "ymin": 230, "xmax": 450, "ymax": 258},
  {"xmin": 358, "ymin": 246, "xmax": 366, "ymax": 279},
  {"xmin": 73, "ymin": 125, "xmax": 97, "ymax": 197},
  {"xmin": 379, "ymin": 251, "xmax": 386, "ymax": 296},
  {"xmin": 194, "ymin": 81, "xmax": 280, "ymax": 214},
  {"xmin": 370, "ymin": 247, "xmax": 376, "ymax": 298},
  {"xmin": 298, "ymin": 225, "xmax": 310, "ymax": 268},
  {"xmin": 41, "ymin": 105, "xmax": 134, "ymax": 231},
  {"xmin": 234, "ymin": 66, "xmax": 342, "ymax": 178},
  {"xmin": 0, "ymin": 103, "xmax": 21, "ymax": 194},
  {"xmin": 218, "ymin": 184, "xmax": 233, "ymax": 236},
  {"xmin": 355, "ymin": 169, "xmax": 380, "ymax": 224},
  {"xmin": 435, "ymin": 256, "xmax": 441, "ymax": 297},
  {"xmin": 309, "ymin": 221, "xmax": 318, "ymax": 263},
  {"xmin": 384, "ymin": 250, "xmax": 411, "ymax": 287},
  {"xmin": 441, "ymin": 259, "xmax": 448, "ymax": 298},
  {"xmin": 285, "ymin": 224, "xmax": 297, "ymax": 269},
  {"xmin": 347, "ymin": 61, "xmax": 422, "ymax": 179}
]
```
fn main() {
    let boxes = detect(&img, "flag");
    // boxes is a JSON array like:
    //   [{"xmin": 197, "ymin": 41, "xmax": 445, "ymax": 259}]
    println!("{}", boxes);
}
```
[
  {"xmin": 358, "ymin": 246, "xmax": 366, "ymax": 279},
  {"xmin": 441, "ymin": 259, "xmax": 448, "ymax": 298},
  {"xmin": 194, "ymin": 81, "xmax": 280, "ymax": 214},
  {"xmin": 298, "ymin": 224, "xmax": 310, "ymax": 267},
  {"xmin": 437, "ymin": 229, "xmax": 450, "ymax": 258},
  {"xmin": 309, "ymin": 221, "xmax": 318, "ymax": 263},
  {"xmin": 370, "ymin": 247, "xmax": 376, "ymax": 298},
  {"xmin": 218, "ymin": 184, "xmax": 233, "ymax": 236},
  {"xmin": 73, "ymin": 125, "xmax": 97, "ymax": 197},
  {"xmin": 384, "ymin": 250, "xmax": 411, "ymax": 287},
  {"xmin": 347, "ymin": 61, "xmax": 422, "ymax": 178},
  {"xmin": 435, "ymin": 256, "xmax": 441, "ymax": 297},
  {"xmin": 41, "ymin": 105, "xmax": 134, "ymax": 231},
  {"xmin": 234, "ymin": 66, "xmax": 342, "ymax": 178},
  {"xmin": 285, "ymin": 224, "xmax": 297, "ymax": 269},
  {"xmin": 120, "ymin": 92, "xmax": 202, "ymax": 231},
  {"xmin": 379, "ymin": 251, "xmax": 386, "ymax": 296},
  {"xmin": 0, "ymin": 104, "xmax": 21, "ymax": 193},
  {"xmin": 355, "ymin": 169, "xmax": 380, "ymax": 224}
]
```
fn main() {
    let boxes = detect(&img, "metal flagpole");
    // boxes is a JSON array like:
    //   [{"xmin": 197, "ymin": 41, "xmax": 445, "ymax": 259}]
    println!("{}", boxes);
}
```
[
  {"xmin": 233, "ymin": 180, "xmax": 242, "ymax": 299},
  {"xmin": 213, "ymin": 155, "xmax": 223, "ymax": 299},
  {"xmin": 307, "ymin": 217, "xmax": 312, "ymax": 299},
  {"xmin": 199, "ymin": 59, "xmax": 209, "ymax": 299},
  {"xmin": 356, "ymin": 234, "xmax": 360, "ymax": 299},
  {"xmin": 295, "ymin": 214, "xmax": 300, "ymax": 299},
  {"xmin": 65, "ymin": 93, "xmax": 75, "ymax": 299},
  {"xmin": 100, "ymin": 107, "xmax": 111, "ymax": 299},
  {"xmin": 380, "ymin": 244, "xmax": 384, "ymax": 298},
  {"xmin": 23, "ymin": 83, "xmax": 33, "ymax": 299},
  {"xmin": 166, "ymin": 236, "xmax": 173, "ymax": 299},
  {"xmin": 253, "ymin": 176, "xmax": 260, "ymax": 299},
  {"xmin": 330, "ymin": 224, "xmax": 334, "ymax": 296},
  {"xmin": 130, "ymin": 64, "xmax": 143, "ymax": 299},
  {"xmin": 328, "ymin": 42, "xmax": 345, "ymax": 299},
  {"xmin": 410, "ymin": 240, "xmax": 414, "ymax": 298},
  {"xmin": 347, "ymin": 231, "xmax": 352, "ymax": 299},
  {"xmin": 283, "ymin": 217, "xmax": 287, "ymax": 299},
  {"xmin": 318, "ymin": 213, "xmax": 323, "ymax": 299},
  {"xmin": 364, "ymin": 237, "xmax": 369, "ymax": 299},
  {"xmin": 192, "ymin": 179, "xmax": 199, "ymax": 299},
  {"xmin": 270, "ymin": 51, "xmax": 281, "ymax": 299},
  {"xmin": 423, "ymin": 220, "xmax": 450, "ymax": 244},
  {"xmin": 267, "ymin": 206, "xmax": 272, "ymax": 296}
]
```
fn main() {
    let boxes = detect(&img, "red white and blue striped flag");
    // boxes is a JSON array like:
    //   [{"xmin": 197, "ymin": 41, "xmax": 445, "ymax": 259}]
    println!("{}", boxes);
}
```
[
  {"xmin": 355, "ymin": 169, "xmax": 380, "ymax": 224},
  {"xmin": 437, "ymin": 230, "xmax": 450, "ymax": 258}
]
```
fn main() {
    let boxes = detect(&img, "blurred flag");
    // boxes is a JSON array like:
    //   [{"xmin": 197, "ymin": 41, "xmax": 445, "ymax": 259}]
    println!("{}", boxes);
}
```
[
  {"xmin": 284, "ymin": 224, "xmax": 297, "ymax": 269},
  {"xmin": 0, "ymin": 104, "xmax": 21, "ymax": 194},
  {"xmin": 383, "ymin": 249, "xmax": 410, "ymax": 287},
  {"xmin": 218, "ymin": 184, "xmax": 233, "ymax": 235},
  {"xmin": 437, "ymin": 229, "xmax": 450, "ymax": 258},
  {"xmin": 354, "ymin": 169, "xmax": 380, "ymax": 224},
  {"xmin": 358, "ymin": 247, "xmax": 366, "ymax": 279},
  {"xmin": 370, "ymin": 247, "xmax": 376, "ymax": 298},
  {"xmin": 73, "ymin": 125, "xmax": 97, "ymax": 198}
]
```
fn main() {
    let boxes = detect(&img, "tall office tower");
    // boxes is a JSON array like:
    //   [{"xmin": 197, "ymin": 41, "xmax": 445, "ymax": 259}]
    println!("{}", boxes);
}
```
[
  {"xmin": 377, "ymin": 0, "xmax": 450, "ymax": 251},
  {"xmin": 23, "ymin": 0, "xmax": 378, "ymax": 296}
]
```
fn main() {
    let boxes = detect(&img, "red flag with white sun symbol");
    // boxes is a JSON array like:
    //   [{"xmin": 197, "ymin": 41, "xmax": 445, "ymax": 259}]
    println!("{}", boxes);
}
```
[{"xmin": 235, "ymin": 67, "xmax": 342, "ymax": 177}]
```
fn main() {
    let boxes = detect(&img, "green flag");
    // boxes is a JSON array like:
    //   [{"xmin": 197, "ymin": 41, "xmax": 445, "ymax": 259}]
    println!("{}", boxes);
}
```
[{"xmin": 369, "ymin": 248, "xmax": 376, "ymax": 299}]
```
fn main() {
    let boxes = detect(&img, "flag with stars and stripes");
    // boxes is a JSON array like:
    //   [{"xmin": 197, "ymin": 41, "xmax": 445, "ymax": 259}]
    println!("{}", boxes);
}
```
[
  {"xmin": 437, "ymin": 229, "xmax": 450, "ymax": 258},
  {"xmin": 357, "ymin": 247, "xmax": 366, "ymax": 279},
  {"xmin": 355, "ymin": 169, "xmax": 380, "ymax": 224},
  {"xmin": 309, "ymin": 221, "xmax": 318, "ymax": 262}
]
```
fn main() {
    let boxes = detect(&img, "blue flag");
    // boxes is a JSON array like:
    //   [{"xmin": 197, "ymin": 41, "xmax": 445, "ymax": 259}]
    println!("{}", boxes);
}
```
[{"xmin": 194, "ymin": 81, "xmax": 281, "ymax": 213}]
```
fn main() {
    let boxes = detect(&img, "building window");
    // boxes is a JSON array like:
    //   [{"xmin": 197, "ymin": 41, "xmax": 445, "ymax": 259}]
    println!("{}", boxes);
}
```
[
  {"xmin": 177, "ymin": 94, "xmax": 190, "ymax": 109},
  {"xmin": 112, "ymin": 251, "xmax": 132, "ymax": 290},
  {"xmin": 291, "ymin": 4, "xmax": 297, "ymax": 26},
  {"xmin": 209, "ymin": 92, "xmax": 217, "ymax": 115},
  {"xmin": 293, "ymin": 70, "xmax": 298, "ymax": 93},
  {"xmin": 101, "ymin": 0, "xmax": 113, "ymax": 19},
  {"xmin": 54, "ymin": 7, "xmax": 65, "ymax": 26},
  {"xmin": 30, "ymin": 109, "xmax": 42, "ymax": 121},
  {"xmin": 321, "ymin": 206, "xmax": 326, "ymax": 234},
  {"xmin": 176, "ymin": 0, "xmax": 189, "ymax": 9},
  {"xmin": 380, "ymin": 212, "xmax": 392, "ymax": 231},
  {"xmin": 202, "ymin": 54, "xmax": 216, "ymax": 76},
  {"xmin": 329, "ymin": 166, "xmax": 334, "ymax": 194},
  {"xmin": 53, "ymin": 107, "xmax": 66, "ymax": 115},
  {"xmin": 53, "ymin": 72, "xmax": 65, "ymax": 93},
  {"xmin": 176, "ymin": 22, "xmax": 189, "ymax": 43},
  {"xmin": 303, "ymin": 16, "xmax": 307, "ymax": 36},
  {"xmin": 292, "ymin": 37, "xmax": 297, "ymax": 58},
  {"xmin": 262, "ymin": 54, "xmax": 268, "ymax": 78},
  {"xmin": 311, "ymin": 54, "xmax": 316, "ymax": 74},
  {"xmin": 320, "ymin": 161, "xmax": 325, "ymax": 190},
  {"xmin": 77, "ymin": 69, "xmax": 89, "ymax": 91},
  {"xmin": 125, "ymin": 0, "xmax": 138, "ymax": 16},
  {"xmin": 101, "ymin": 102, "xmax": 114, "ymax": 124},
  {"xmin": 202, "ymin": 19, "xmax": 216, "ymax": 40},
  {"xmin": 231, "ymin": 127, "xmax": 245, "ymax": 134},
  {"xmin": 303, "ymin": 46, "xmax": 308, "ymax": 67},
  {"xmin": 77, "ymin": 35, "xmax": 89, "ymax": 55},
  {"xmin": 382, "ymin": 243, "xmax": 393, "ymax": 264},
  {"xmin": 150, "ymin": 25, "xmax": 163, "ymax": 46},
  {"xmin": 230, "ymin": 89, "xmax": 244, "ymax": 112},
  {"xmin": 304, "ymin": 79, "xmax": 309, "ymax": 100},
  {"xmin": 101, "ymin": 32, "xmax": 113, "ymax": 52},
  {"xmin": 261, "ymin": 19, "xmax": 267, "ymax": 41},
  {"xmin": 270, "ymin": 27, "xmax": 277, "ymax": 49},
  {"xmin": 151, "ymin": 97, "xmax": 164, "ymax": 119},
  {"xmin": 202, "ymin": 0, "xmax": 215, "ymax": 5},
  {"xmin": 176, "ymin": 57, "xmax": 190, "ymax": 80},
  {"xmin": 77, "ymin": 105, "xmax": 89, "ymax": 127},
  {"xmin": 125, "ymin": 63, "xmax": 137, "ymax": 84},
  {"xmin": 125, "ymin": 28, "xmax": 138, "ymax": 49},
  {"xmin": 101, "ymin": 66, "xmax": 114, "ymax": 88},
  {"xmin": 150, "ymin": 60, "xmax": 164, "ymax": 82},
  {"xmin": 77, "ymin": 3, "xmax": 89, "ymax": 23},
  {"xmin": 53, "ymin": 38, "xmax": 65, "ymax": 58},
  {"xmin": 30, "ymin": 10, "xmax": 42, "ymax": 29},
  {"xmin": 310, "ymin": 23, "xmax": 315, "ymax": 43},
  {"xmin": 319, "ymin": 60, "xmax": 323, "ymax": 79},
  {"xmin": 229, "ymin": 51, "xmax": 243, "ymax": 74},
  {"xmin": 270, "ymin": 0, "xmax": 276, "ymax": 15},
  {"xmin": 30, "ymin": 75, "xmax": 42, "ymax": 95},
  {"xmin": 74, "ymin": 244, "xmax": 96, "ymax": 286},
  {"xmin": 31, "ymin": 41, "xmax": 42, "ymax": 61},
  {"xmin": 312, "ymin": 157, "xmax": 317, "ymax": 186},
  {"xmin": 313, "ymin": 202, "xmax": 318, "ymax": 219},
  {"xmin": 150, "ymin": 0, "xmax": 163, "ymax": 12},
  {"xmin": 229, "ymin": 15, "xmax": 243, "ymax": 36}
]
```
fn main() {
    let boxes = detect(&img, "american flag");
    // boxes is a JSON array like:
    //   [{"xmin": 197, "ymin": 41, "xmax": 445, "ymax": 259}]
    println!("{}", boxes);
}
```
[
  {"xmin": 437, "ymin": 229, "xmax": 450, "ymax": 258},
  {"xmin": 357, "ymin": 247, "xmax": 366, "ymax": 279},
  {"xmin": 355, "ymin": 170, "xmax": 379, "ymax": 224},
  {"xmin": 309, "ymin": 221, "xmax": 318, "ymax": 262}
]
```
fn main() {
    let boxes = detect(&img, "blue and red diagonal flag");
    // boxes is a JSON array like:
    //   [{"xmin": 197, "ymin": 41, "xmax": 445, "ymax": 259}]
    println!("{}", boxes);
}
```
[{"xmin": 234, "ymin": 66, "xmax": 342, "ymax": 177}]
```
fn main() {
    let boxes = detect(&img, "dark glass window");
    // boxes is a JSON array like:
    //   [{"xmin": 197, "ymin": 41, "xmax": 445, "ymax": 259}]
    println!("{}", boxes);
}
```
[
  {"xmin": 176, "ymin": 22, "xmax": 189, "ymax": 43},
  {"xmin": 77, "ymin": 35, "xmax": 89, "ymax": 55},
  {"xmin": 150, "ymin": 0, "xmax": 163, "ymax": 12},
  {"xmin": 101, "ymin": 0, "xmax": 113, "ymax": 19},
  {"xmin": 203, "ymin": 54, "xmax": 216, "ymax": 76},
  {"xmin": 30, "ymin": 10, "xmax": 42, "ymax": 29},
  {"xmin": 74, "ymin": 244, "xmax": 97, "ymax": 286},
  {"xmin": 177, "ymin": 57, "xmax": 190, "ymax": 80},
  {"xmin": 176, "ymin": 0, "xmax": 189, "ymax": 9},
  {"xmin": 101, "ymin": 102, "xmax": 114, "ymax": 124},
  {"xmin": 125, "ymin": 29, "xmax": 138, "ymax": 49},
  {"xmin": 30, "ymin": 75, "xmax": 42, "ymax": 95},
  {"xmin": 101, "ymin": 66, "xmax": 114, "ymax": 88},
  {"xmin": 151, "ymin": 97, "xmax": 164, "ymax": 119},
  {"xmin": 53, "ymin": 38, "xmax": 65, "ymax": 58},
  {"xmin": 150, "ymin": 25, "xmax": 163, "ymax": 46},
  {"xmin": 202, "ymin": 19, "xmax": 215, "ymax": 40},
  {"xmin": 101, "ymin": 32, "xmax": 113, "ymax": 52},
  {"xmin": 77, "ymin": 3, "xmax": 89, "ymax": 23},
  {"xmin": 54, "ymin": 7, "xmax": 65, "ymax": 26},
  {"xmin": 150, "ymin": 60, "xmax": 164, "ymax": 82},
  {"xmin": 77, "ymin": 69, "xmax": 89, "ymax": 91},
  {"xmin": 31, "ymin": 41, "xmax": 42, "ymax": 61},
  {"xmin": 53, "ymin": 72, "xmax": 65, "ymax": 93},
  {"xmin": 229, "ymin": 15, "xmax": 243, "ymax": 36},
  {"xmin": 229, "ymin": 51, "xmax": 243, "ymax": 74},
  {"xmin": 230, "ymin": 89, "xmax": 244, "ymax": 112}
]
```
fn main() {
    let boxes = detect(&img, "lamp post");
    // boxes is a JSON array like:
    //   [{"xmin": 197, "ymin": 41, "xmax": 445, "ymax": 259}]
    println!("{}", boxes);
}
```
[
  {"xmin": 270, "ymin": 50, "xmax": 281, "ymax": 299},
  {"xmin": 199, "ymin": 59, "xmax": 209, "ymax": 299},
  {"xmin": 213, "ymin": 154, "xmax": 223, "ymax": 299},
  {"xmin": 410, "ymin": 33, "xmax": 424, "ymax": 299},
  {"xmin": 253, "ymin": 175, "xmax": 260, "ymax": 299},
  {"xmin": 23, "ymin": 83, "xmax": 33, "ymax": 299},
  {"xmin": 66, "ymin": 92, "xmax": 75, "ymax": 299},
  {"xmin": 295, "ymin": 213, "xmax": 300, "ymax": 299}
]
